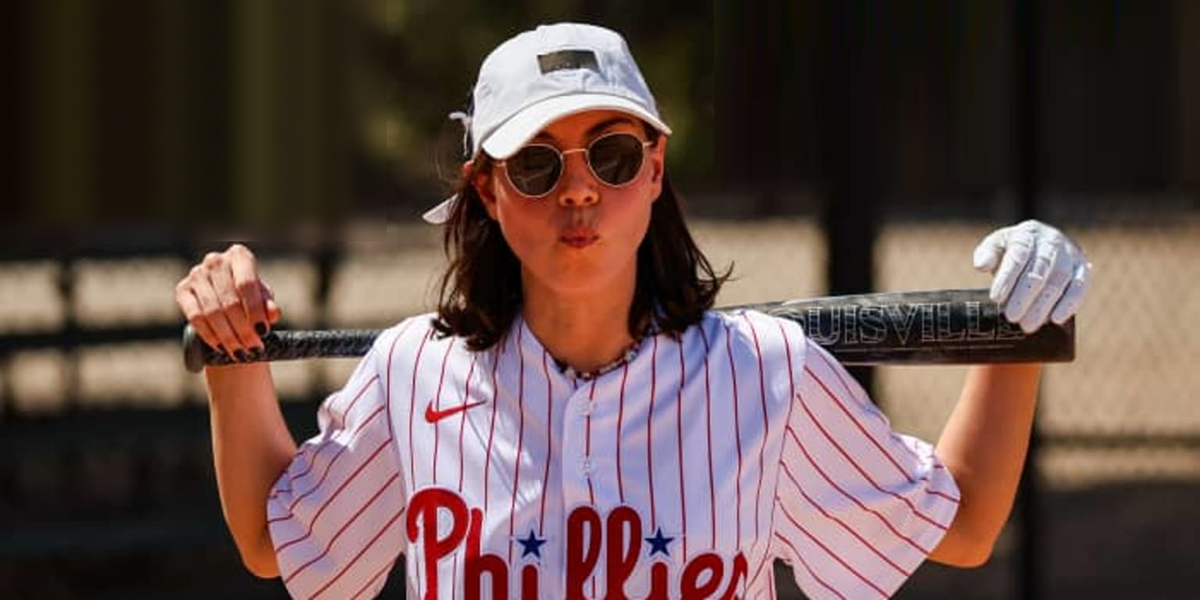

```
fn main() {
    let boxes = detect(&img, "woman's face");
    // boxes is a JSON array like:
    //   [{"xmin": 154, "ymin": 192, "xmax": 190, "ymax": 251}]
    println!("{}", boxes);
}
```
[{"xmin": 473, "ymin": 110, "xmax": 667, "ymax": 298}]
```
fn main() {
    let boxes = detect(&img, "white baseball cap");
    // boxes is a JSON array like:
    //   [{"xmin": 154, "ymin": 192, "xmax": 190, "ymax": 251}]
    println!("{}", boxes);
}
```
[{"xmin": 423, "ymin": 22, "xmax": 672, "ymax": 224}]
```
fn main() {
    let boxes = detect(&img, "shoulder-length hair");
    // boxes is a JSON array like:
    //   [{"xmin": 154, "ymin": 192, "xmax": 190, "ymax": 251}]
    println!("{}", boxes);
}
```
[{"xmin": 432, "ymin": 128, "xmax": 730, "ymax": 351}]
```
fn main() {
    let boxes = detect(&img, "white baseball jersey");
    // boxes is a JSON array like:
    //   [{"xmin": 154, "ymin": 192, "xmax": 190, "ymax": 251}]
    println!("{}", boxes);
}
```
[{"xmin": 266, "ymin": 309, "xmax": 960, "ymax": 599}]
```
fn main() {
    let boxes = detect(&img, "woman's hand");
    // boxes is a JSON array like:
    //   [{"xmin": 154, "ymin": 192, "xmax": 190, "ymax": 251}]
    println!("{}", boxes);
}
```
[
  {"xmin": 973, "ymin": 219, "xmax": 1093, "ymax": 333},
  {"xmin": 174, "ymin": 244, "xmax": 282, "ymax": 363}
]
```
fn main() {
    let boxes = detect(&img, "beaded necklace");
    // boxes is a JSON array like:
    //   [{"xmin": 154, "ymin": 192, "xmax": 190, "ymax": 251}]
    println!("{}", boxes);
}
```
[{"xmin": 553, "ymin": 336, "xmax": 644, "ymax": 381}]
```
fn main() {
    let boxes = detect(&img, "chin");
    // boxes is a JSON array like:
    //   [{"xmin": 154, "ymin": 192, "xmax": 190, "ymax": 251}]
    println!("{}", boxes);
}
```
[{"xmin": 540, "ymin": 261, "xmax": 622, "ymax": 294}]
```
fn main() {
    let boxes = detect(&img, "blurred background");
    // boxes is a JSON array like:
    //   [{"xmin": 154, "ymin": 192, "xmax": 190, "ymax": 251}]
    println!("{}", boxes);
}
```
[{"xmin": 2, "ymin": 0, "xmax": 1198, "ymax": 598}]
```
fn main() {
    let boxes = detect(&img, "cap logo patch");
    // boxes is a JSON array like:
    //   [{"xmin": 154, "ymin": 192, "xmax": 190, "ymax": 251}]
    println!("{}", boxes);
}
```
[{"xmin": 537, "ymin": 50, "xmax": 599, "ymax": 75}]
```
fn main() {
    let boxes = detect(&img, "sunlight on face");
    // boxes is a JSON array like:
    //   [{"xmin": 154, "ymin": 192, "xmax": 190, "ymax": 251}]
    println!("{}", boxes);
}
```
[{"xmin": 474, "ymin": 110, "xmax": 667, "ymax": 300}]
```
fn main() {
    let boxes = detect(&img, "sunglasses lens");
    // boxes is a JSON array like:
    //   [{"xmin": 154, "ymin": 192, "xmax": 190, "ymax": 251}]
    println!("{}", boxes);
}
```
[
  {"xmin": 507, "ymin": 145, "xmax": 561, "ymax": 196},
  {"xmin": 589, "ymin": 133, "xmax": 644, "ymax": 186}
]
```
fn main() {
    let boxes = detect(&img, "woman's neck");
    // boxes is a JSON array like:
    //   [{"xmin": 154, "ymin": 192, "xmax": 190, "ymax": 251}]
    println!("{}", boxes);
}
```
[{"xmin": 520, "ymin": 268, "xmax": 639, "ymax": 374}]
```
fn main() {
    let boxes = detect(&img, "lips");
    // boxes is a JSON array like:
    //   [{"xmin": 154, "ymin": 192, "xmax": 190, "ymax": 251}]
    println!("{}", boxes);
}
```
[{"xmin": 559, "ymin": 227, "xmax": 599, "ymax": 248}]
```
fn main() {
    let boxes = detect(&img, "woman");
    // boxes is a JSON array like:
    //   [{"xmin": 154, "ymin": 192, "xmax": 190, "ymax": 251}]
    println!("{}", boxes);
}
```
[{"xmin": 175, "ymin": 22, "xmax": 1092, "ymax": 600}]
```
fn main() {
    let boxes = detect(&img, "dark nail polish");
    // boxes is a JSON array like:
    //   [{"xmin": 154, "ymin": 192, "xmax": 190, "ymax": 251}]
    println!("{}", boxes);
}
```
[
  {"xmin": 216, "ymin": 344, "xmax": 226, "ymax": 355},
  {"xmin": 234, "ymin": 349, "xmax": 248, "ymax": 362},
  {"xmin": 255, "ymin": 322, "xmax": 268, "ymax": 336},
  {"xmin": 250, "ymin": 347, "xmax": 265, "ymax": 360}
]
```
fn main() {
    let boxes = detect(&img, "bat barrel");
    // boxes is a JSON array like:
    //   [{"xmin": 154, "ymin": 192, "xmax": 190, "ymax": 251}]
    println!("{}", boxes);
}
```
[{"xmin": 737, "ymin": 288, "xmax": 1074, "ymax": 365}]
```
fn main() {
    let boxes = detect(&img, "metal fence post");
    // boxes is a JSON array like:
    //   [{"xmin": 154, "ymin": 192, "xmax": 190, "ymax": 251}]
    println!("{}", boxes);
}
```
[{"xmin": 1014, "ymin": 0, "xmax": 1042, "ymax": 598}]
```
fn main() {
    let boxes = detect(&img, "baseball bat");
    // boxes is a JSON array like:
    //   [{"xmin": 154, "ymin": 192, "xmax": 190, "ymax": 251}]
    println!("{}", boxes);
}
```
[{"xmin": 182, "ymin": 288, "xmax": 1074, "ymax": 373}]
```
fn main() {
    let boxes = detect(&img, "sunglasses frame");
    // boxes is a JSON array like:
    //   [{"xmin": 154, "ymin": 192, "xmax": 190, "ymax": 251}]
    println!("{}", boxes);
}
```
[{"xmin": 497, "ymin": 131, "xmax": 654, "ymax": 199}]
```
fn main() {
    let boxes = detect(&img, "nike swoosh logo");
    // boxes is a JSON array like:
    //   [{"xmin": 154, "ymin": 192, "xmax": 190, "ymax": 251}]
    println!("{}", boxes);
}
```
[{"xmin": 424, "ymin": 399, "xmax": 487, "ymax": 423}]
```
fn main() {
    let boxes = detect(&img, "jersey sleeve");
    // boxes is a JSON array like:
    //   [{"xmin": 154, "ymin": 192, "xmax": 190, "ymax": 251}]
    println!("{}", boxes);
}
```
[
  {"xmin": 266, "ymin": 324, "xmax": 410, "ymax": 599},
  {"xmin": 771, "ymin": 320, "xmax": 960, "ymax": 599}
]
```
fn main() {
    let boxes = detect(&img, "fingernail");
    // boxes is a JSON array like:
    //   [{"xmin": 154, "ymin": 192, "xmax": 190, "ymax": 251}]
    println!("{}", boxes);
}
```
[
  {"xmin": 234, "ymin": 349, "xmax": 248, "ymax": 362},
  {"xmin": 256, "ymin": 322, "xmax": 268, "ymax": 336},
  {"xmin": 248, "ymin": 347, "xmax": 264, "ymax": 360},
  {"xmin": 216, "ymin": 344, "xmax": 226, "ymax": 355}
]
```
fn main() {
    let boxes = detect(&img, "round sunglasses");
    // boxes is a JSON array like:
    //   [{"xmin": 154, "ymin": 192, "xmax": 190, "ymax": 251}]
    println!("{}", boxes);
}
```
[{"xmin": 497, "ymin": 132, "xmax": 653, "ymax": 198}]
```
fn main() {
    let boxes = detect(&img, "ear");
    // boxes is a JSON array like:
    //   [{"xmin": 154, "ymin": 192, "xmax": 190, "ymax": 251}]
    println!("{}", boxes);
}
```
[
  {"xmin": 647, "ymin": 136, "xmax": 668, "ymax": 201},
  {"xmin": 465, "ymin": 160, "xmax": 499, "ymax": 220}
]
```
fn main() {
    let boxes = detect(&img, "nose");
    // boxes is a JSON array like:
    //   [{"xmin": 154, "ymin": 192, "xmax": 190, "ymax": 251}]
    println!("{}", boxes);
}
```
[{"xmin": 555, "ymin": 149, "xmax": 599, "ymax": 209}]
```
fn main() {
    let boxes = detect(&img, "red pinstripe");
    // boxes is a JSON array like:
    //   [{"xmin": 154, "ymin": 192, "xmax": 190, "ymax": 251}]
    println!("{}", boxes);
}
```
[
  {"xmin": 350, "ymin": 561, "xmax": 393, "ymax": 600},
  {"xmin": 269, "ymin": 444, "xmax": 337, "ymax": 501},
  {"xmin": 776, "ymin": 499, "xmax": 890, "ymax": 597},
  {"xmin": 777, "ymin": 320, "xmax": 797, "ymax": 398},
  {"xmin": 675, "ymin": 336, "xmax": 688, "ymax": 560},
  {"xmin": 283, "ymin": 471, "xmax": 401, "ymax": 583},
  {"xmin": 748, "ymin": 548, "xmax": 772, "ymax": 593},
  {"xmin": 483, "ymin": 342, "xmax": 501, "ymax": 513},
  {"xmin": 742, "ymin": 313, "xmax": 770, "ymax": 541},
  {"xmin": 408, "ymin": 330, "xmax": 433, "ymax": 488},
  {"xmin": 431, "ymin": 339, "xmax": 456, "ymax": 484},
  {"xmin": 539, "ymin": 350, "xmax": 553, "ymax": 532},
  {"xmin": 616, "ymin": 361, "xmax": 629, "ymax": 504},
  {"xmin": 783, "ymin": 424, "xmax": 932, "ymax": 553},
  {"xmin": 507, "ymin": 324, "xmax": 527, "ymax": 564},
  {"xmin": 384, "ymin": 318, "xmax": 419, "ymax": 441},
  {"xmin": 723, "ymin": 325, "xmax": 744, "ymax": 548},
  {"xmin": 698, "ymin": 324, "xmax": 717, "ymax": 547},
  {"xmin": 458, "ymin": 354, "xmax": 477, "ymax": 493},
  {"xmin": 587, "ymin": 376, "xmax": 599, "ymax": 600},
  {"xmin": 306, "ymin": 505, "xmax": 406, "ymax": 600},
  {"xmin": 812, "ymin": 346, "xmax": 891, "ymax": 430},
  {"xmin": 751, "ymin": 319, "xmax": 800, "ymax": 591},
  {"xmin": 772, "ymin": 532, "xmax": 848, "ymax": 600},
  {"xmin": 779, "ymin": 461, "xmax": 912, "ymax": 577},
  {"xmin": 384, "ymin": 321, "xmax": 415, "ymax": 593},
  {"xmin": 269, "ymin": 404, "xmax": 387, "ymax": 520},
  {"xmin": 336, "ymin": 374, "xmax": 381, "ymax": 429},
  {"xmin": 452, "ymin": 353, "xmax": 476, "ymax": 600},
  {"xmin": 275, "ymin": 437, "xmax": 394, "ymax": 553},
  {"xmin": 647, "ymin": 334, "xmax": 658, "ymax": 529},
  {"xmin": 586, "ymin": 378, "xmax": 597, "ymax": 505}
]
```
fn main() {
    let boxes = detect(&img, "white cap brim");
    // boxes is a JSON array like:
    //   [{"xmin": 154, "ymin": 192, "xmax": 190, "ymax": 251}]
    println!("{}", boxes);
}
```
[
  {"xmin": 481, "ymin": 93, "xmax": 671, "ymax": 160},
  {"xmin": 422, "ymin": 194, "xmax": 457, "ymax": 224}
]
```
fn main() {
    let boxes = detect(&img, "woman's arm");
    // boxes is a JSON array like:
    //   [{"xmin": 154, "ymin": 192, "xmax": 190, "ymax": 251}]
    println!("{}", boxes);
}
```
[
  {"xmin": 929, "ymin": 219, "xmax": 1092, "ymax": 566},
  {"xmin": 205, "ymin": 364, "xmax": 296, "ymax": 577},
  {"xmin": 929, "ymin": 363, "xmax": 1042, "ymax": 566}
]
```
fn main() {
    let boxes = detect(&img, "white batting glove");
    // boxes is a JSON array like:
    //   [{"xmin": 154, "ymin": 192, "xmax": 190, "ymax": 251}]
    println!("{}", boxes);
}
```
[{"xmin": 972, "ymin": 219, "xmax": 1093, "ymax": 333}]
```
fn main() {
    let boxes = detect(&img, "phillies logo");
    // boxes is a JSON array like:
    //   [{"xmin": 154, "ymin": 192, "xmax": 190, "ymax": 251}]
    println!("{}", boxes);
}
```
[{"xmin": 407, "ymin": 488, "xmax": 748, "ymax": 600}]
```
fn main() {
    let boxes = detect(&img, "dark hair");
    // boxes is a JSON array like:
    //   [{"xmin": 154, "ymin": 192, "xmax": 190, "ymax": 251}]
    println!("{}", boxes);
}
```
[{"xmin": 432, "ymin": 129, "xmax": 730, "ymax": 351}]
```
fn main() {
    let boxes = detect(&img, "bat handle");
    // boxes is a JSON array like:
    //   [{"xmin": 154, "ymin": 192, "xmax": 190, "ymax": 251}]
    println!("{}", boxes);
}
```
[
  {"xmin": 182, "ymin": 325, "xmax": 381, "ymax": 372},
  {"xmin": 182, "ymin": 325, "xmax": 207, "ymax": 373},
  {"xmin": 182, "ymin": 324, "xmax": 248, "ymax": 373}
]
